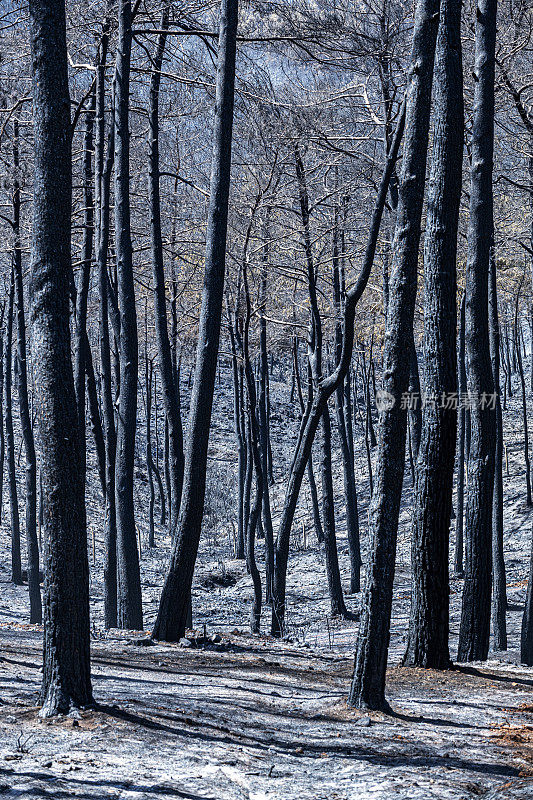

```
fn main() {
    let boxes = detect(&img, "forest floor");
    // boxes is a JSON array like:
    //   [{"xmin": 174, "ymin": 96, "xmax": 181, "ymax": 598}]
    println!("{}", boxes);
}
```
[{"xmin": 1, "ymin": 362, "xmax": 533, "ymax": 798}]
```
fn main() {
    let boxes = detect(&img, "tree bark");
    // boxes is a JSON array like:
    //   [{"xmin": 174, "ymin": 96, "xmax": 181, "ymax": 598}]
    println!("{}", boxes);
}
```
[
  {"xmin": 348, "ymin": 0, "xmax": 439, "ymax": 709},
  {"xmin": 152, "ymin": 0, "xmax": 239, "ymax": 642},
  {"xmin": 13, "ymin": 119, "xmax": 42, "ymax": 622},
  {"xmin": 148, "ymin": 5, "xmax": 185, "ymax": 537},
  {"xmin": 5, "ymin": 269, "xmax": 22, "ymax": 586},
  {"xmin": 95, "ymin": 16, "xmax": 117, "ymax": 629},
  {"xmin": 457, "ymin": 0, "xmax": 498, "ymax": 663},
  {"xmin": 29, "ymin": 0, "xmax": 92, "ymax": 716},
  {"xmin": 489, "ymin": 249, "xmax": 507, "ymax": 650},
  {"xmin": 114, "ymin": 0, "xmax": 143, "ymax": 630},
  {"xmin": 403, "ymin": 0, "xmax": 463, "ymax": 668}
]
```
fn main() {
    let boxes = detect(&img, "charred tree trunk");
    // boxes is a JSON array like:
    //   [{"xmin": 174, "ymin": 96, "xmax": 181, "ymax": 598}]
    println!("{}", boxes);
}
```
[
  {"xmin": 153, "ymin": 0, "xmax": 239, "ymax": 641},
  {"xmin": 5, "ymin": 269, "xmax": 22, "ymax": 586},
  {"xmin": 333, "ymin": 210, "xmax": 361, "ymax": 594},
  {"xmin": 457, "ymin": 0, "xmax": 497, "ymax": 663},
  {"xmin": 349, "ymin": 0, "xmax": 439, "ymax": 709},
  {"xmin": 13, "ymin": 120, "xmax": 42, "ymax": 622},
  {"xmin": 455, "ymin": 292, "xmax": 467, "ymax": 576},
  {"xmin": 29, "ymin": 0, "xmax": 92, "ymax": 715},
  {"xmin": 148, "ymin": 5, "xmax": 185, "ymax": 536},
  {"xmin": 403, "ymin": 0, "xmax": 463, "ymax": 668},
  {"xmin": 490, "ymin": 250, "xmax": 507, "ymax": 650},
  {"xmin": 95, "ymin": 17, "xmax": 117, "ymax": 629},
  {"xmin": 114, "ymin": 0, "xmax": 143, "ymax": 630}
]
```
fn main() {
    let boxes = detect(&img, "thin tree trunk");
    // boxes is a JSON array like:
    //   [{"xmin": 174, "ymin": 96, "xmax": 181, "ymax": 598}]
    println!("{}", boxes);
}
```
[
  {"xmin": 95, "ymin": 16, "xmax": 117, "ymax": 629},
  {"xmin": 148, "ymin": 4, "xmax": 185, "ymax": 537},
  {"xmin": 515, "ymin": 280, "xmax": 532, "ymax": 506},
  {"xmin": 455, "ymin": 292, "xmax": 467, "ymax": 576},
  {"xmin": 490, "ymin": 249, "xmax": 507, "ymax": 650},
  {"xmin": 13, "ymin": 119, "xmax": 42, "ymax": 622},
  {"xmin": 153, "ymin": 0, "xmax": 239, "ymax": 642},
  {"xmin": 5, "ymin": 269, "xmax": 22, "ymax": 586},
  {"xmin": 114, "ymin": 0, "xmax": 143, "ymax": 630}
]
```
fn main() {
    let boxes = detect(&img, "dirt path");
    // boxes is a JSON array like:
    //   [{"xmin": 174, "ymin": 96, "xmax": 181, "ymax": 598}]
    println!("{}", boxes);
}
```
[{"xmin": 1, "ymin": 626, "xmax": 533, "ymax": 799}]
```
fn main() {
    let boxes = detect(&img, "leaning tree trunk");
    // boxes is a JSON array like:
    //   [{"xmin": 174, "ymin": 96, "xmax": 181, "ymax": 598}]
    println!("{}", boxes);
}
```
[
  {"xmin": 13, "ymin": 119, "xmax": 42, "ymax": 622},
  {"xmin": 348, "ymin": 0, "xmax": 439, "ymax": 710},
  {"xmin": 457, "ymin": 0, "xmax": 498, "ymax": 664},
  {"xmin": 29, "ymin": 0, "xmax": 92, "ymax": 716},
  {"xmin": 148, "ymin": 4, "xmax": 185, "ymax": 536},
  {"xmin": 403, "ymin": 0, "xmax": 463, "ymax": 668},
  {"xmin": 114, "ymin": 0, "xmax": 143, "ymax": 630},
  {"xmin": 152, "ymin": 0, "xmax": 239, "ymax": 642}
]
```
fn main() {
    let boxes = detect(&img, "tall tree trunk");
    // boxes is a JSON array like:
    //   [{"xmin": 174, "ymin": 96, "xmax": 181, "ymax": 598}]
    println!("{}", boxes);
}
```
[
  {"xmin": 13, "ymin": 120, "xmax": 42, "ymax": 622},
  {"xmin": 515, "ymin": 281, "xmax": 532, "ymax": 506},
  {"xmin": 114, "ymin": 0, "xmax": 143, "ymax": 630},
  {"xmin": 457, "ymin": 0, "xmax": 497, "ymax": 663},
  {"xmin": 5, "ymin": 269, "xmax": 22, "ymax": 586},
  {"xmin": 153, "ymin": 0, "xmax": 239, "ymax": 642},
  {"xmin": 95, "ymin": 16, "xmax": 117, "ymax": 629},
  {"xmin": 490, "ymin": 250, "xmax": 507, "ymax": 650},
  {"xmin": 348, "ymin": 0, "xmax": 439, "ymax": 709},
  {"xmin": 74, "ymin": 89, "xmax": 95, "ymax": 482},
  {"xmin": 455, "ymin": 292, "xmax": 467, "ymax": 576},
  {"xmin": 258, "ymin": 212, "xmax": 274, "ymax": 604},
  {"xmin": 29, "ymin": 0, "xmax": 92, "ymax": 715},
  {"xmin": 333, "ymin": 208, "xmax": 361, "ymax": 594},
  {"xmin": 148, "ymin": 5, "xmax": 185, "ymax": 537},
  {"xmin": 403, "ymin": 0, "xmax": 463, "ymax": 668}
]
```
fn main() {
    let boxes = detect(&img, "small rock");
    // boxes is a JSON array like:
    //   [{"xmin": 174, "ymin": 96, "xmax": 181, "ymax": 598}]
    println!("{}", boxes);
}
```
[
  {"xmin": 179, "ymin": 638, "xmax": 193, "ymax": 647},
  {"xmin": 356, "ymin": 716, "xmax": 371, "ymax": 727}
]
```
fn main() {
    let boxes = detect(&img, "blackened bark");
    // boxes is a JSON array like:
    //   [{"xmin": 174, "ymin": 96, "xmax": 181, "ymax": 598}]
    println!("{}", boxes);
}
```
[
  {"xmin": 333, "ymin": 213, "xmax": 361, "ymax": 593},
  {"xmin": 145, "ymin": 354, "xmax": 156, "ymax": 547},
  {"xmin": 455, "ymin": 292, "xmax": 467, "ymax": 576},
  {"xmin": 148, "ymin": 5, "xmax": 185, "ymax": 536},
  {"xmin": 457, "ymin": 0, "xmax": 497, "ymax": 663},
  {"xmin": 152, "ymin": 0, "xmax": 239, "ymax": 641},
  {"xmin": 408, "ymin": 340, "xmax": 422, "ymax": 460},
  {"xmin": 403, "ymin": 0, "xmax": 463, "ymax": 668},
  {"xmin": 95, "ymin": 19, "xmax": 117, "ymax": 628},
  {"xmin": 489, "ymin": 249, "xmax": 507, "ymax": 650},
  {"xmin": 258, "ymin": 215, "xmax": 274, "ymax": 604},
  {"xmin": 74, "ymin": 90, "xmax": 95, "ymax": 481},
  {"xmin": 29, "ymin": 0, "xmax": 92, "ymax": 715},
  {"xmin": 5, "ymin": 270, "xmax": 22, "ymax": 586},
  {"xmin": 228, "ymin": 309, "xmax": 246, "ymax": 559},
  {"xmin": 515, "ymin": 283, "xmax": 532, "ymax": 506},
  {"xmin": 13, "ymin": 120, "xmax": 42, "ymax": 622},
  {"xmin": 293, "ymin": 338, "xmax": 324, "ymax": 544},
  {"xmin": 114, "ymin": 0, "xmax": 143, "ymax": 630},
  {"xmin": 349, "ymin": 0, "xmax": 439, "ymax": 709}
]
